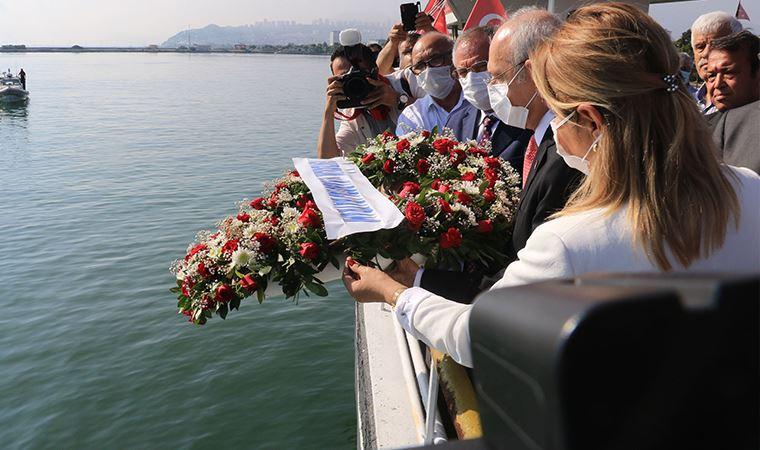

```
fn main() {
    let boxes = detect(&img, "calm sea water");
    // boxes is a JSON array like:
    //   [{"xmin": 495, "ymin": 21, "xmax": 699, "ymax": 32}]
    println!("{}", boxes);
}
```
[{"xmin": 0, "ymin": 53, "xmax": 357, "ymax": 449}]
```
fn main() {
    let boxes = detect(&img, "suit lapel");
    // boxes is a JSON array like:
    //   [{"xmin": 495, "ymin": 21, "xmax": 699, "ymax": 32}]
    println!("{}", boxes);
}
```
[{"xmin": 522, "ymin": 127, "xmax": 554, "ymax": 194}]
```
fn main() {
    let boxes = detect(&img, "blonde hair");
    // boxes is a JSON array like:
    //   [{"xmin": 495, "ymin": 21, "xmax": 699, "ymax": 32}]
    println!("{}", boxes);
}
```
[{"xmin": 530, "ymin": 2, "xmax": 740, "ymax": 271}]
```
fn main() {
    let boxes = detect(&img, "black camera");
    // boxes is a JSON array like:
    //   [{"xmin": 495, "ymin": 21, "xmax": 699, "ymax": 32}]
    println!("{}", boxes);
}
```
[{"xmin": 337, "ymin": 67, "xmax": 378, "ymax": 109}]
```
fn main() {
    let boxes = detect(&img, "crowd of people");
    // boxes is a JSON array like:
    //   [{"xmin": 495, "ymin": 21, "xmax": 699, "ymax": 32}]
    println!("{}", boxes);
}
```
[{"xmin": 317, "ymin": 3, "xmax": 759, "ymax": 368}]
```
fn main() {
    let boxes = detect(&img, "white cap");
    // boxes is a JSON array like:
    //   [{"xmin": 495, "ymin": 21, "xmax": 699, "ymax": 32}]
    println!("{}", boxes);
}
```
[{"xmin": 339, "ymin": 28, "xmax": 362, "ymax": 46}]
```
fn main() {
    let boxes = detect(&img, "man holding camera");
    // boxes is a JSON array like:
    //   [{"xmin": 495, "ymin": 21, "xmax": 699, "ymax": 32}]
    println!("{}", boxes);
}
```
[{"xmin": 318, "ymin": 44, "xmax": 405, "ymax": 159}]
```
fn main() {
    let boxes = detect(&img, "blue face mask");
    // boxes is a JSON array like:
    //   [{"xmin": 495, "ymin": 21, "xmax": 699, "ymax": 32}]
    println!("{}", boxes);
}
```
[{"xmin": 680, "ymin": 70, "xmax": 691, "ymax": 83}]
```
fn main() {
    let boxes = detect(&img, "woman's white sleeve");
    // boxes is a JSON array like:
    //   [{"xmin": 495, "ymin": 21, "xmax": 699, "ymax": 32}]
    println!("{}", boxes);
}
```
[{"xmin": 394, "ymin": 287, "xmax": 474, "ymax": 367}]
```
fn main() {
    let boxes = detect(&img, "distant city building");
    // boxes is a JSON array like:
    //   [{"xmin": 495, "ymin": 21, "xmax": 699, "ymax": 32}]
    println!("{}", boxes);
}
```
[
  {"xmin": 1, "ymin": 44, "xmax": 26, "ymax": 50},
  {"xmin": 234, "ymin": 43, "xmax": 248, "ymax": 50},
  {"xmin": 328, "ymin": 31, "xmax": 340, "ymax": 46}
]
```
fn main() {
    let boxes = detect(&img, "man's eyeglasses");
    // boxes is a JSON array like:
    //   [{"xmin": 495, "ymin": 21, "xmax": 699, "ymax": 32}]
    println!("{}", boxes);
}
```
[
  {"xmin": 451, "ymin": 60, "xmax": 489, "ymax": 79},
  {"xmin": 410, "ymin": 53, "xmax": 452, "ymax": 75}
]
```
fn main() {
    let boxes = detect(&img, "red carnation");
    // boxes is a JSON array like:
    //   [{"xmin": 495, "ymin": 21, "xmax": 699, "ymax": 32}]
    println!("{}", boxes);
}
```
[
  {"xmin": 222, "ymin": 240, "xmax": 239, "ymax": 254},
  {"xmin": 469, "ymin": 147, "xmax": 489, "ymax": 156},
  {"xmin": 399, "ymin": 181, "xmax": 421, "ymax": 198},
  {"xmin": 185, "ymin": 243, "xmax": 207, "ymax": 261},
  {"xmin": 214, "ymin": 284, "xmax": 235, "ymax": 303},
  {"xmin": 264, "ymin": 216, "xmax": 280, "ymax": 226},
  {"xmin": 421, "ymin": 130, "xmax": 430, "ymax": 138},
  {"xmin": 484, "ymin": 157, "xmax": 501, "ymax": 168},
  {"xmin": 290, "ymin": 170, "xmax": 300, "ymax": 177},
  {"xmin": 416, "ymin": 158, "xmax": 430, "ymax": 175},
  {"xmin": 295, "ymin": 195, "xmax": 310, "ymax": 210},
  {"xmin": 439, "ymin": 228, "xmax": 462, "ymax": 249},
  {"xmin": 405, "ymin": 201, "xmax": 426, "ymax": 231},
  {"xmin": 240, "ymin": 274, "xmax": 258, "ymax": 291},
  {"xmin": 197, "ymin": 261, "xmax": 211, "ymax": 278},
  {"xmin": 454, "ymin": 191, "xmax": 471, "ymax": 204},
  {"xmin": 298, "ymin": 208, "xmax": 321, "ymax": 228},
  {"xmin": 299, "ymin": 242, "xmax": 320, "ymax": 260},
  {"xmin": 433, "ymin": 138, "xmax": 455, "ymax": 154},
  {"xmin": 483, "ymin": 188, "xmax": 495, "ymax": 203},
  {"xmin": 250, "ymin": 198, "xmax": 265, "ymax": 210},
  {"xmin": 431, "ymin": 178, "xmax": 442, "ymax": 190},
  {"xmin": 478, "ymin": 219, "xmax": 493, "ymax": 233},
  {"xmin": 237, "ymin": 212, "xmax": 251, "ymax": 222},
  {"xmin": 450, "ymin": 149, "xmax": 467, "ymax": 166},
  {"xmin": 461, "ymin": 172, "xmax": 477, "ymax": 181},
  {"xmin": 396, "ymin": 139, "xmax": 411, "ymax": 152},
  {"xmin": 383, "ymin": 159, "xmax": 395, "ymax": 174},
  {"xmin": 275, "ymin": 182, "xmax": 287, "ymax": 191},
  {"xmin": 253, "ymin": 232, "xmax": 276, "ymax": 253},
  {"xmin": 267, "ymin": 194, "xmax": 278, "ymax": 208},
  {"xmin": 361, "ymin": 153, "xmax": 376, "ymax": 164},
  {"xmin": 438, "ymin": 198, "xmax": 453, "ymax": 214},
  {"xmin": 382, "ymin": 131, "xmax": 395, "ymax": 141},
  {"xmin": 484, "ymin": 168, "xmax": 499, "ymax": 183},
  {"xmin": 303, "ymin": 200, "xmax": 318, "ymax": 211}
]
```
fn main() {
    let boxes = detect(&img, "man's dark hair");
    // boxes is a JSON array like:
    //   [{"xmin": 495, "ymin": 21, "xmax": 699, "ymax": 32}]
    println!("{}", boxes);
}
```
[
  {"xmin": 711, "ymin": 30, "xmax": 760, "ymax": 75},
  {"xmin": 330, "ymin": 44, "xmax": 377, "ymax": 69}
]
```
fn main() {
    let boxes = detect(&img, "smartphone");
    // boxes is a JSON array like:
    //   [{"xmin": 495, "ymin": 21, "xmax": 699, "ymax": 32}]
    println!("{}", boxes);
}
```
[{"xmin": 401, "ymin": 2, "xmax": 421, "ymax": 32}]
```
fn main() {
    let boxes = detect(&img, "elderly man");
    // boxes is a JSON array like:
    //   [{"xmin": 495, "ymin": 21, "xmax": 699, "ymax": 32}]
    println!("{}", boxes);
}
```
[
  {"xmin": 395, "ymin": 32, "xmax": 478, "ymax": 141},
  {"xmin": 450, "ymin": 26, "xmax": 530, "ymax": 177},
  {"xmin": 390, "ymin": 8, "xmax": 583, "ymax": 303},
  {"xmin": 705, "ymin": 30, "xmax": 760, "ymax": 174},
  {"xmin": 690, "ymin": 11, "xmax": 742, "ymax": 113}
]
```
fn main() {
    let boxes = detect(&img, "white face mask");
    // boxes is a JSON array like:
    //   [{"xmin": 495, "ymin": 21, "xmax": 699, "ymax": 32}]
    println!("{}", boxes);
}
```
[
  {"xmin": 486, "ymin": 64, "xmax": 537, "ymax": 129},
  {"xmin": 460, "ymin": 70, "xmax": 492, "ymax": 112},
  {"xmin": 550, "ymin": 111, "xmax": 602, "ymax": 175},
  {"xmin": 416, "ymin": 65, "xmax": 456, "ymax": 99}
]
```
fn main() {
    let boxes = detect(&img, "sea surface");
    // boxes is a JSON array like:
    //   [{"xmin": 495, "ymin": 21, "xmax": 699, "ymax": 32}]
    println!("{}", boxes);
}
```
[{"xmin": 0, "ymin": 53, "xmax": 358, "ymax": 449}]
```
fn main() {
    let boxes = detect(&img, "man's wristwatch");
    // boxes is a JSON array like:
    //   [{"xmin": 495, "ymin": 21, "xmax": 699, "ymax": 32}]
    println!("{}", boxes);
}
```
[{"xmin": 398, "ymin": 93, "xmax": 410, "ymax": 110}]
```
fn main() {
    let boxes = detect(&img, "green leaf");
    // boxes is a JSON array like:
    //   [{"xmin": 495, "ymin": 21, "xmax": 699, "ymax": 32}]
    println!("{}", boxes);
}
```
[
  {"xmin": 257, "ymin": 288, "xmax": 265, "ymax": 304},
  {"xmin": 218, "ymin": 304, "xmax": 228, "ymax": 319},
  {"xmin": 170, "ymin": 287, "xmax": 181, "ymax": 294},
  {"xmin": 305, "ymin": 280, "xmax": 329, "ymax": 297}
]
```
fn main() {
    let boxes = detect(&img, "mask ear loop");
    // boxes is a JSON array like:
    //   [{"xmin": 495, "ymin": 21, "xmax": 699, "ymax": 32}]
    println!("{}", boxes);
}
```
[{"xmin": 582, "ymin": 132, "xmax": 603, "ymax": 160}]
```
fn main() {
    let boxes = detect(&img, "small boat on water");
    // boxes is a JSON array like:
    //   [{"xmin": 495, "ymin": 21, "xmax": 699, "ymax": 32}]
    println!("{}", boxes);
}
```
[{"xmin": 0, "ymin": 72, "xmax": 29, "ymax": 103}]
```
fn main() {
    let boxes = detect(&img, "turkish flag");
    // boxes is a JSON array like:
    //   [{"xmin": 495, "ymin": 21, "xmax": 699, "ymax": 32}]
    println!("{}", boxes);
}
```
[
  {"xmin": 736, "ymin": 1, "xmax": 750, "ymax": 20},
  {"xmin": 423, "ymin": 0, "xmax": 449, "ymax": 33},
  {"xmin": 464, "ymin": 0, "xmax": 508, "ymax": 31}
]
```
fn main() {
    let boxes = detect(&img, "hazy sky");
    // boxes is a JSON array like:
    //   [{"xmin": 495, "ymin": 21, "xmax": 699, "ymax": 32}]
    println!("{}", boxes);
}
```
[{"xmin": 0, "ymin": 0, "xmax": 756, "ymax": 46}]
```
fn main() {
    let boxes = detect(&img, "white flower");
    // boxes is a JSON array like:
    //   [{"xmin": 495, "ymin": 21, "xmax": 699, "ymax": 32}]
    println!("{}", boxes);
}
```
[{"xmin": 231, "ymin": 248, "xmax": 255, "ymax": 268}]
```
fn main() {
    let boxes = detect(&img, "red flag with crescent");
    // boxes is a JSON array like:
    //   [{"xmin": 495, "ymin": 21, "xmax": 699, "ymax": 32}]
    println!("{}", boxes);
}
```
[
  {"xmin": 464, "ymin": 0, "xmax": 508, "ymax": 31},
  {"xmin": 736, "ymin": 1, "xmax": 750, "ymax": 20}
]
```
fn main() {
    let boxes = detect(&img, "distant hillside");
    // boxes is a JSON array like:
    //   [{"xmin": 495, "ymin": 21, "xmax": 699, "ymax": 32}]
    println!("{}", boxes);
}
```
[{"xmin": 161, "ymin": 21, "xmax": 393, "ymax": 48}]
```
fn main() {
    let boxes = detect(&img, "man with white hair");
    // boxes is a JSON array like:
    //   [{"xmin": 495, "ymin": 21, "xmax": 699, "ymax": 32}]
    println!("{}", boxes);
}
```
[{"xmin": 690, "ymin": 11, "xmax": 742, "ymax": 113}]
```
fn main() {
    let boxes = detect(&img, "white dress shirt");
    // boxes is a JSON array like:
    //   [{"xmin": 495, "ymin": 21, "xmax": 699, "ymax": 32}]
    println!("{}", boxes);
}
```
[
  {"xmin": 395, "ymin": 166, "xmax": 760, "ymax": 368},
  {"xmin": 395, "ymin": 91, "xmax": 478, "ymax": 141}
]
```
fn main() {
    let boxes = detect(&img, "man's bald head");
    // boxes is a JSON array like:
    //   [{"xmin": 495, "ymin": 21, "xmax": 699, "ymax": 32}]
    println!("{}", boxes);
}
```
[{"xmin": 412, "ymin": 32, "xmax": 455, "ymax": 66}]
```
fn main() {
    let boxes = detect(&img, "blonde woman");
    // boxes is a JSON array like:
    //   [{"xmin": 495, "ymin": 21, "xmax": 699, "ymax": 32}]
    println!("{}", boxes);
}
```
[{"xmin": 342, "ymin": 3, "xmax": 760, "ymax": 368}]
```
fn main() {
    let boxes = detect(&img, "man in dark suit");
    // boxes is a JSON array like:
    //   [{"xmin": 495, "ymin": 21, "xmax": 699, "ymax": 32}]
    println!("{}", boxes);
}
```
[
  {"xmin": 391, "ymin": 9, "xmax": 582, "ymax": 303},
  {"xmin": 704, "ymin": 31, "xmax": 760, "ymax": 173}
]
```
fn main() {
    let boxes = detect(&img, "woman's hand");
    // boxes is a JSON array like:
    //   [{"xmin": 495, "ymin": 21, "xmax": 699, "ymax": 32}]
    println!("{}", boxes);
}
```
[
  {"xmin": 342, "ymin": 257, "xmax": 406, "ymax": 304},
  {"xmin": 360, "ymin": 78, "xmax": 399, "ymax": 110}
]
